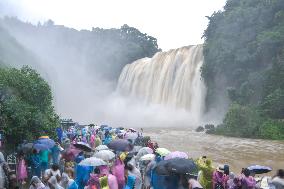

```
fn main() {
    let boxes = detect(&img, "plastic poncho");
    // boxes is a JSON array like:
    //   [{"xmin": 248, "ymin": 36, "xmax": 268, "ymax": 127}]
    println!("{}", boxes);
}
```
[
  {"xmin": 75, "ymin": 165, "xmax": 92, "ymax": 189},
  {"xmin": 17, "ymin": 157, "xmax": 28, "ymax": 181},
  {"xmin": 88, "ymin": 174, "xmax": 100, "ymax": 189},
  {"xmin": 124, "ymin": 175, "xmax": 136, "ymax": 189},
  {"xmin": 100, "ymin": 176, "xmax": 109, "ymax": 189},
  {"xmin": 49, "ymin": 176, "xmax": 64, "ymax": 189},
  {"xmin": 111, "ymin": 159, "xmax": 125, "ymax": 189},
  {"xmin": 99, "ymin": 166, "xmax": 118, "ymax": 189},
  {"xmin": 0, "ymin": 152, "xmax": 7, "ymax": 189},
  {"xmin": 196, "ymin": 157, "xmax": 214, "ymax": 189},
  {"xmin": 29, "ymin": 176, "xmax": 45, "ymax": 189}
]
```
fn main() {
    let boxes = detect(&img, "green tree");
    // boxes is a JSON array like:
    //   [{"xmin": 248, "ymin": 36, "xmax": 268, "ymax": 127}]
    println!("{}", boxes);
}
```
[{"xmin": 0, "ymin": 66, "xmax": 59, "ymax": 145}]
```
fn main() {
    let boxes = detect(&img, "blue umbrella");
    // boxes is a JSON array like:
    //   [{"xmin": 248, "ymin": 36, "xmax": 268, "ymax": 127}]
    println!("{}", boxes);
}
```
[
  {"xmin": 33, "ymin": 143, "xmax": 50, "ymax": 151},
  {"xmin": 247, "ymin": 165, "xmax": 272, "ymax": 174},
  {"xmin": 34, "ymin": 138, "xmax": 55, "ymax": 149}
]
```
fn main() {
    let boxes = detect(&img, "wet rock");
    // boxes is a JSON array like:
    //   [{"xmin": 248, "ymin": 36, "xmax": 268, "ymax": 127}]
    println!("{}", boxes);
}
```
[{"xmin": 195, "ymin": 126, "xmax": 205, "ymax": 132}]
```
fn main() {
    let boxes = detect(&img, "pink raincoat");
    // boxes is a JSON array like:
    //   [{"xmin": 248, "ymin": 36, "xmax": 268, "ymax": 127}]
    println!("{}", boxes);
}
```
[
  {"xmin": 17, "ymin": 158, "xmax": 27, "ymax": 181},
  {"xmin": 99, "ymin": 166, "xmax": 118, "ymax": 189},
  {"xmin": 111, "ymin": 159, "xmax": 125, "ymax": 189}
]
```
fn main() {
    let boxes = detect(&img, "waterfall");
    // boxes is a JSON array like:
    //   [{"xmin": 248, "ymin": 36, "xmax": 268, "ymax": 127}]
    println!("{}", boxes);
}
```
[{"xmin": 117, "ymin": 45, "xmax": 206, "ymax": 123}]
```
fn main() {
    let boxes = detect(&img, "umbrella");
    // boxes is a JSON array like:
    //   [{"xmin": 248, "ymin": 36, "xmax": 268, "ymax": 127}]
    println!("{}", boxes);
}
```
[
  {"xmin": 18, "ymin": 143, "xmax": 34, "ymax": 153},
  {"xmin": 125, "ymin": 132, "xmax": 138, "ymax": 141},
  {"xmin": 155, "ymin": 148, "xmax": 170, "ymax": 156},
  {"xmin": 107, "ymin": 139, "xmax": 133, "ymax": 152},
  {"xmin": 33, "ymin": 143, "xmax": 51, "ymax": 151},
  {"xmin": 129, "ymin": 128, "xmax": 137, "ymax": 132},
  {"xmin": 93, "ymin": 150, "xmax": 115, "ymax": 161},
  {"xmin": 136, "ymin": 147, "xmax": 153, "ymax": 160},
  {"xmin": 95, "ymin": 145, "xmax": 109, "ymax": 151},
  {"xmin": 34, "ymin": 138, "xmax": 55, "ymax": 149},
  {"xmin": 164, "ymin": 151, "xmax": 188, "ymax": 160},
  {"xmin": 130, "ymin": 146, "xmax": 142, "ymax": 154},
  {"xmin": 155, "ymin": 160, "xmax": 171, "ymax": 175},
  {"xmin": 165, "ymin": 158, "xmax": 198, "ymax": 175},
  {"xmin": 247, "ymin": 165, "xmax": 272, "ymax": 174},
  {"xmin": 74, "ymin": 142, "xmax": 92, "ymax": 152},
  {"xmin": 62, "ymin": 147, "xmax": 82, "ymax": 161},
  {"xmin": 79, "ymin": 157, "xmax": 107, "ymax": 167},
  {"xmin": 140, "ymin": 154, "xmax": 155, "ymax": 161}
]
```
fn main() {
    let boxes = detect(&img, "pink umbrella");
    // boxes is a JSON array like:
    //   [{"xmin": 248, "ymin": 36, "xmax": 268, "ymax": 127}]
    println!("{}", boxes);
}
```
[
  {"xmin": 164, "ymin": 151, "xmax": 188, "ymax": 160},
  {"xmin": 62, "ymin": 146, "xmax": 82, "ymax": 161}
]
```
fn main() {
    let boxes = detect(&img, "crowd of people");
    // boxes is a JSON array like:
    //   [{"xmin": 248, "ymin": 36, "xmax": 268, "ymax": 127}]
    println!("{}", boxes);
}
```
[{"xmin": 0, "ymin": 125, "xmax": 283, "ymax": 189}]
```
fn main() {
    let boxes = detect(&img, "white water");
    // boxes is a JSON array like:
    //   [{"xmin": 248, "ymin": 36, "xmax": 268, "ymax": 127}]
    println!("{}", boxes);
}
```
[{"xmin": 117, "ymin": 45, "xmax": 206, "ymax": 124}]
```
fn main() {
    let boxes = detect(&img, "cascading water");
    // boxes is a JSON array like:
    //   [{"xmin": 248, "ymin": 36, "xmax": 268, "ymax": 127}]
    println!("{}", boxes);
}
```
[{"xmin": 117, "ymin": 45, "xmax": 206, "ymax": 123}]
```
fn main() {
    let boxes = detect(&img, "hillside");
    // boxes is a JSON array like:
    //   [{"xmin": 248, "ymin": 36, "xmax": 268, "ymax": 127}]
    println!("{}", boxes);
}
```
[{"xmin": 202, "ymin": 0, "xmax": 284, "ymax": 139}]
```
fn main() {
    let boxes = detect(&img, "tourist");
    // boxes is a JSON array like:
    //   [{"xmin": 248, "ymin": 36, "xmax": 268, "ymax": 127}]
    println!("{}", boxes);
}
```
[
  {"xmin": 43, "ymin": 164, "xmax": 61, "ymax": 184},
  {"xmin": 272, "ymin": 169, "xmax": 284, "ymax": 189},
  {"xmin": 240, "ymin": 168, "xmax": 256, "ymax": 189},
  {"xmin": 126, "ymin": 162, "xmax": 142, "ymax": 189},
  {"xmin": 30, "ymin": 149, "xmax": 42, "ymax": 178},
  {"xmin": 51, "ymin": 142, "xmax": 63, "ymax": 165},
  {"xmin": 0, "ymin": 152, "xmax": 7, "ymax": 188},
  {"xmin": 60, "ymin": 172, "xmax": 78, "ymax": 189},
  {"xmin": 48, "ymin": 175, "xmax": 64, "ymax": 189},
  {"xmin": 29, "ymin": 176, "xmax": 46, "ymax": 189},
  {"xmin": 212, "ymin": 165, "xmax": 229, "ymax": 189},
  {"xmin": 112, "ymin": 159, "xmax": 125, "ymax": 189},
  {"xmin": 188, "ymin": 177, "xmax": 203, "ymax": 189},
  {"xmin": 99, "ymin": 165, "xmax": 118, "ymax": 189},
  {"xmin": 40, "ymin": 149, "xmax": 51, "ymax": 175},
  {"xmin": 16, "ymin": 151, "xmax": 28, "ymax": 184}
]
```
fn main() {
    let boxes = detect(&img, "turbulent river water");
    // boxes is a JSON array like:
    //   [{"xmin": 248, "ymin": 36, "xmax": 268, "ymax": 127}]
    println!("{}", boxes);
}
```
[{"xmin": 144, "ymin": 127, "xmax": 284, "ymax": 174}]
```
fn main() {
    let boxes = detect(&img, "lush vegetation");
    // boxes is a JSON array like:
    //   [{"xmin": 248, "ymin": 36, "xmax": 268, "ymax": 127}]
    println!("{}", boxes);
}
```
[
  {"xmin": 0, "ymin": 17, "xmax": 160, "ymax": 81},
  {"xmin": 202, "ymin": 0, "xmax": 284, "ymax": 139},
  {"xmin": 0, "ymin": 66, "xmax": 59, "ymax": 146}
]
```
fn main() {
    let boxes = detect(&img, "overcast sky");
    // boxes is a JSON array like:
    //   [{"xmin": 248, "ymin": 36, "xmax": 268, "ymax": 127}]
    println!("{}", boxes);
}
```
[{"xmin": 0, "ymin": 0, "xmax": 226, "ymax": 50}]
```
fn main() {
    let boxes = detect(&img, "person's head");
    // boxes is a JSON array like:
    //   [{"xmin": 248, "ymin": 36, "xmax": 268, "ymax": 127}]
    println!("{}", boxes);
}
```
[
  {"xmin": 224, "ymin": 165, "xmax": 230, "ymax": 175},
  {"xmin": 229, "ymin": 172, "xmax": 235, "ymax": 179},
  {"xmin": 51, "ymin": 164, "xmax": 59, "ymax": 171},
  {"xmin": 277, "ymin": 169, "xmax": 284, "ymax": 178},
  {"xmin": 30, "ymin": 176, "xmax": 41, "ymax": 187},
  {"xmin": 32, "ymin": 149, "xmax": 38, "ymax": 154},
  {"xmin": 243, "ymin": 168, "xmax": 251, "ymax": 177},
  {"xmin": 94, "ymin": 167, "xmax": 100, "ymax": 174},
  {"xmin": 126, "ymin": 163, "xmax": 134, "ymax": 171}
]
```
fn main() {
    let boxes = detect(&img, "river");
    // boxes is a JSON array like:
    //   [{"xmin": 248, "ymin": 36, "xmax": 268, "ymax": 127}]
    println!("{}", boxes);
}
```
[{"xmin": 143, "ymin": 127, "xmax": 284, "ymax": 174}]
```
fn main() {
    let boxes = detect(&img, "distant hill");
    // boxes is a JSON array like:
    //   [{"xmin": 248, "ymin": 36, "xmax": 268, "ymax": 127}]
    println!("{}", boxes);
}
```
[{"xmin": 0, "ymin": 17, "xmax": 160, "ymax": 82}]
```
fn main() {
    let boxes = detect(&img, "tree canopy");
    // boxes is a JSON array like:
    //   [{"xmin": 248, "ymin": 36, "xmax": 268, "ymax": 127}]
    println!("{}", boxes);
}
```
[
  {"xmin": 0, "ymin": 66, "xmax": 59, "ymax": 145},
  {"xmin": 202, "ymin": 0, "xmax": 284, "ymax": 139}
]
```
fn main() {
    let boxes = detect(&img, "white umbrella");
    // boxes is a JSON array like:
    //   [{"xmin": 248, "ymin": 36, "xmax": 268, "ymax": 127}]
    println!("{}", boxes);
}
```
[
  {"xmin": 95, "ymin": 145, "xmax": 109, "ymax": 151},
  {"xmin": 79, "ymin": 157, "xmax": 107, "ymax": 167},
  {"xmin": 136, "ymin": 147, "xmax": 153, "ymax": 159},
  {"xmin": 140, "ymin": 154, "xmax": 155, "ymax": 161},
  {"xmin": 93, "ymin": 150, "xmax": 115, "ymax": 161},
  {"xmin": 125, "ymin": 132, "xmax": 138, "ymax": 140}
]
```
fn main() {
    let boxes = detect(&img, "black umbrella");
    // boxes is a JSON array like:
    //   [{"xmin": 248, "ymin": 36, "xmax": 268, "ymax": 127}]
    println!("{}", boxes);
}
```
[
  {"xmin": 165, "ymin": 158, "xmax": 198, "ymax": 175},
  {"xmin": 247, "ymin": 165, "xmax": 272, "ymax": 174},
  {"xmin": 107, "ymin": 139, "xmax": 133, "ymax": 152},
  {"xmin": 73, "ymin": 142, "xmax": 92, "ymax": 152},
  {"xmin": 155, "ymin": 160, "xmax": 171, "ymax": 175}
]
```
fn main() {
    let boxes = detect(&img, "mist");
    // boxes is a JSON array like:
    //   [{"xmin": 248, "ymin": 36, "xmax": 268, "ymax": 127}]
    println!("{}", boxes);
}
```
[{"xmin": 0, "ymin": 11, "xmax": 225, "ymax": 128}]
